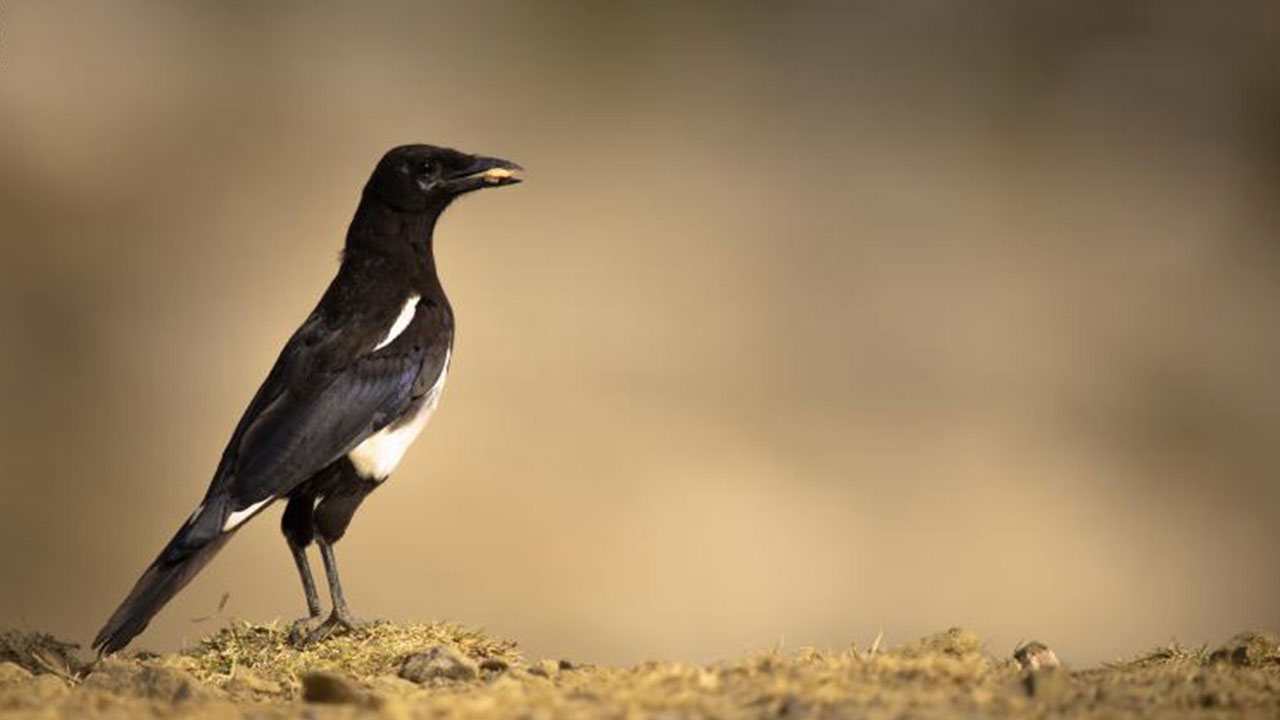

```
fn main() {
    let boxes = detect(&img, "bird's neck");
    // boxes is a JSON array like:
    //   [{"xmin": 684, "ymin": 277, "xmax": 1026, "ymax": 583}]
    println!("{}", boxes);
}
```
[{"xmin": 345, "ymin": 202, "xmax": 449, "ymax": 301}]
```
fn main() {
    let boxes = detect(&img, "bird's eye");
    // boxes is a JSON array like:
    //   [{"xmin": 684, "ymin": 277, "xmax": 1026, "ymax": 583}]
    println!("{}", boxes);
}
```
[{"xmin": 418, "ymin": 161, "xmax": 436, "ymax": 176}]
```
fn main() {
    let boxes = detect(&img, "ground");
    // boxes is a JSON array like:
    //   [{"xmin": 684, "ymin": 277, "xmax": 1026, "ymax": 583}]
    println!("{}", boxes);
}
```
[{"xmin": 0, "ymin": 623, "xmax": 1277, "ymax": 719}]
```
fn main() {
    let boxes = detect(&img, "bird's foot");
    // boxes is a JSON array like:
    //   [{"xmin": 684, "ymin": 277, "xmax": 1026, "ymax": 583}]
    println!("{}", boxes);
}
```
[
  {"xmin": 301, "ymin": 607, "xmax": 371, "ymax": 645},
  {"xmin": 287, "ymin": 613, "xmax": 326, "ymax": 646}
]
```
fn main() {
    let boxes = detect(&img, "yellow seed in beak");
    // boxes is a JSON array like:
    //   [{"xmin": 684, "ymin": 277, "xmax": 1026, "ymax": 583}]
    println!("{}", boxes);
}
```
[{"xmin": 482, "ymin": 168, "xmax": 514, "ymax": 184}]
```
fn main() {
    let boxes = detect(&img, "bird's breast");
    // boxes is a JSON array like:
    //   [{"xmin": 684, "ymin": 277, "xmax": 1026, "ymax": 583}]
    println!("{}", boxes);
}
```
[{"xmin": 347, "ymin": 347, "xmax": 450, "ymax": 480}]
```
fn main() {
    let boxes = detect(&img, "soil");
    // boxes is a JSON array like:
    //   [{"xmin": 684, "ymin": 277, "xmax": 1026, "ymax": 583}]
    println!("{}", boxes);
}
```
[{"xmin": 0, "ymin": 623, "xmax": 1276, "ymax": 719}]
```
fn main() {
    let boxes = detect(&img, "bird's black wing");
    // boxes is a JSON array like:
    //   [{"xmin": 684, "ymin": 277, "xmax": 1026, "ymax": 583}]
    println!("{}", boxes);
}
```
[{"xmin": 205, "ymin": 300, "xmax": 443, "ymax": 515}]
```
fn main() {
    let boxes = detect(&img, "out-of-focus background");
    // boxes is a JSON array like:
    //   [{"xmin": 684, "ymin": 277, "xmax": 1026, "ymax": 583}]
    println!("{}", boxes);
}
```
[{"xmin": 1, "ymin": 1, "xmax": 1278, "ymax": 666}]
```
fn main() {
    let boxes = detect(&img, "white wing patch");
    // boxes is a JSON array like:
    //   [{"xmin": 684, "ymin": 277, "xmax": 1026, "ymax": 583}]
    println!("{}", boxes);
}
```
[
  {"xmin": 222, "ymin": 497, "xmax": 272, "ymax": 531},
  {"xmin": 348, "ymin": 348, "xmax": 450, "ymax": 480},
  {"xmin": 374, "ymin": 294, "xmax": 421, "ymax": 351}
]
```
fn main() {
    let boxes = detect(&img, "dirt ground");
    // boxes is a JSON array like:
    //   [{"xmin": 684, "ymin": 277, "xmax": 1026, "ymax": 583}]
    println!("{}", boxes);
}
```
[{"xmin": 0, "ymin": 623, "xmax": 1276, "ymax": 719}]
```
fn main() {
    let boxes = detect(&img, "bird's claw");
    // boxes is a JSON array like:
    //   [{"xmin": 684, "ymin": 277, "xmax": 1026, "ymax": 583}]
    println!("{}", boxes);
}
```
[
  {"xmin": 300, "ymin": 609, "xmax": 371, "ymax": 646},
  {"xmin": 287, "ymin": 614, "xmax": 326, "ymax": 646}
]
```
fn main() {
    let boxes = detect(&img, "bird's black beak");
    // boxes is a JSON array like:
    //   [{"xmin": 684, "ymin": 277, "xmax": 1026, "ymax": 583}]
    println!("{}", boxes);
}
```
[{"xmin": 444, "ymin": 155, "xmax": 524, "ymax": 195}]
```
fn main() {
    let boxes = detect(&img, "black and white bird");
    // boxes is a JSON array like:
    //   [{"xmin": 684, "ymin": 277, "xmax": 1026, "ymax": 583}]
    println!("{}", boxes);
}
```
[{"xmin": 93, "ymin": 144, "xmax": 522, "ymax": 654}]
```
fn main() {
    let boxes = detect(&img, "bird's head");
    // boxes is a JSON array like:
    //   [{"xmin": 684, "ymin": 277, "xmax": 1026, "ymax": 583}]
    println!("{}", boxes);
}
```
[{"xmin": 364, "ymin": 144, "xmax": 523, "ymax": 213}]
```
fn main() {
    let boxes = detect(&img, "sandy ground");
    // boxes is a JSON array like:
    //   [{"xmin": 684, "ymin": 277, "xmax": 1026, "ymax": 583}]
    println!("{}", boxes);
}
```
[{"xmin": 0, "ymin": 623, "xmax": 1277, "ymax": 719}]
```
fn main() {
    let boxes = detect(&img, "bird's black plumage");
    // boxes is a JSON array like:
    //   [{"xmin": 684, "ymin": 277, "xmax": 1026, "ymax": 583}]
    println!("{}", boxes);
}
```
[{"xmin": 93, "ymin": 144, "xmax": 521, "ymax": 654}]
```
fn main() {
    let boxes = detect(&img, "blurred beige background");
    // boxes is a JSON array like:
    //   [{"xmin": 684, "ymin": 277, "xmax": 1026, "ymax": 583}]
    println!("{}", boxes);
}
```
[{"xmin": 1, "ymin": 1, "xmax": 1278, "ymax": 667}]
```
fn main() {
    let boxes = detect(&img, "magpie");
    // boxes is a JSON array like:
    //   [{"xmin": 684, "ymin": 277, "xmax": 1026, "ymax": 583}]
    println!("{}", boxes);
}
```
[{"xmin": 92, "ymin": 144, "xmax": 522, "ymax": 654}]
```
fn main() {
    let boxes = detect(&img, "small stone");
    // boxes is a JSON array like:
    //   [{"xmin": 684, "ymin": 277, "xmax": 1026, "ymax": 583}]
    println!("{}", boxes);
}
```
[
  {"xmin": 399, "ymin": 646, "xmax": 478, "ymax": 683},
  {"xmin": 1208, "ymin": 631, "xmax": 1280, "ymax": 667},
  {"xmin": 301, "ymin": 670, "xmax": 364, "ymax": 704},
  {"xmin": 479, "ymin": 658, "xmax": 509, "ymax": 673},
  {"xmin": 1014, "ymin": 641, "xmax": 1061, "ymax": 671}
]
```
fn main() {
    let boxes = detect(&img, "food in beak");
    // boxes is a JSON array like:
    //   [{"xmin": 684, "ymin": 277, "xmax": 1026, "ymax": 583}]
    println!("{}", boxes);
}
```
[{"xmin": 482, "ymin": 167, "xmax": 515, "ymax": 184}]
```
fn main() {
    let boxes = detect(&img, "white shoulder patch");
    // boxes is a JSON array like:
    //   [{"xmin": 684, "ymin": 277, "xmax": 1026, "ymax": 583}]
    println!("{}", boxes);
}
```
[
  {"xmin": 374, "ymin": 294, "xmax": 421, "ymax": 351},
  {"xmin": 222, "ymin": 497, "xmax": 272, "ymax": 531}
]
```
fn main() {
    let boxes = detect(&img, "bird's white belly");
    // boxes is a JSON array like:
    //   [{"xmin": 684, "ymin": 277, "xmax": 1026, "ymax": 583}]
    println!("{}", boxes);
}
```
[{"xmin": 347, "ymin": 351, "xmax": 449, "ymax": 480}]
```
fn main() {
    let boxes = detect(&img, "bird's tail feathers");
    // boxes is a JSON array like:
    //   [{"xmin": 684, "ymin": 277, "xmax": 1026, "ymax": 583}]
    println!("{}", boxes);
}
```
[{"xmin": 92, "ymin": 498, "xmax": 235, "ymax": 655}]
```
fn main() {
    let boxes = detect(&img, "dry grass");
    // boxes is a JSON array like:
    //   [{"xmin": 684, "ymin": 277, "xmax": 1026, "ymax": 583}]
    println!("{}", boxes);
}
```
[
  {"xmin": 0, "ymin": 623, "xmax": 1276, "ymax": 719},
  {"xmin": 174, "ymin": 620, "xmax": 521, "ymax": 699}
]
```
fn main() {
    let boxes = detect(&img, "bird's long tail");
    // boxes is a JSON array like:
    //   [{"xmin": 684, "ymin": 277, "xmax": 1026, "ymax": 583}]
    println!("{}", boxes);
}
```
[{"xmin": 92, "ymin": 499, "xmax": 234, "ymax": 655}]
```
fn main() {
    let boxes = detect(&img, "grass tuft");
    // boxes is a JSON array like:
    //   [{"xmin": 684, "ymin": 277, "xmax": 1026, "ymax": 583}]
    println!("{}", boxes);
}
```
[{"xmin": 172, "ymin": 619, "xmax": 522, "ymax": 699}]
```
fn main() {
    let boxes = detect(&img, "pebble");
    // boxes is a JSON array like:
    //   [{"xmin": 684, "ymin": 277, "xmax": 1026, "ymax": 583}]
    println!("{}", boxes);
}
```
[
  {"xmin": 301, "ymin": 670, "xmax": 364, "ymax": 704},
  {"xmin": 399, "ymin": 646, "xmax": 478, "ymax": 683},
  {"xmin": 1014, "ymin": 641, "xmax": 1061, "ymax": 671}
]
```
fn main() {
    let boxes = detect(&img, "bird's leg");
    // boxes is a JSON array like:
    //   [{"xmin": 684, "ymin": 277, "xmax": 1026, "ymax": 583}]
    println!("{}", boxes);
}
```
[
  {"xmin": 292, "ymin": 540, "xmax": 324, "ymax": 616},
  {"xmin": 300, "ymin": 469, "xmax": 381, "ymax": 644},
  {"xmin": 281, "ymin": 491, "xmax": 327, "ymax": 644},
  {"xmin": 285, "ymin": 539, "xmax": 326, "ymax": 644},
  {"xmin": 304, "ymin": 538, "xmax": 369, "ymax": 644},
  {"xmin": 319, "ymin": 538, "xmax": 358, "ymax": 622}
]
